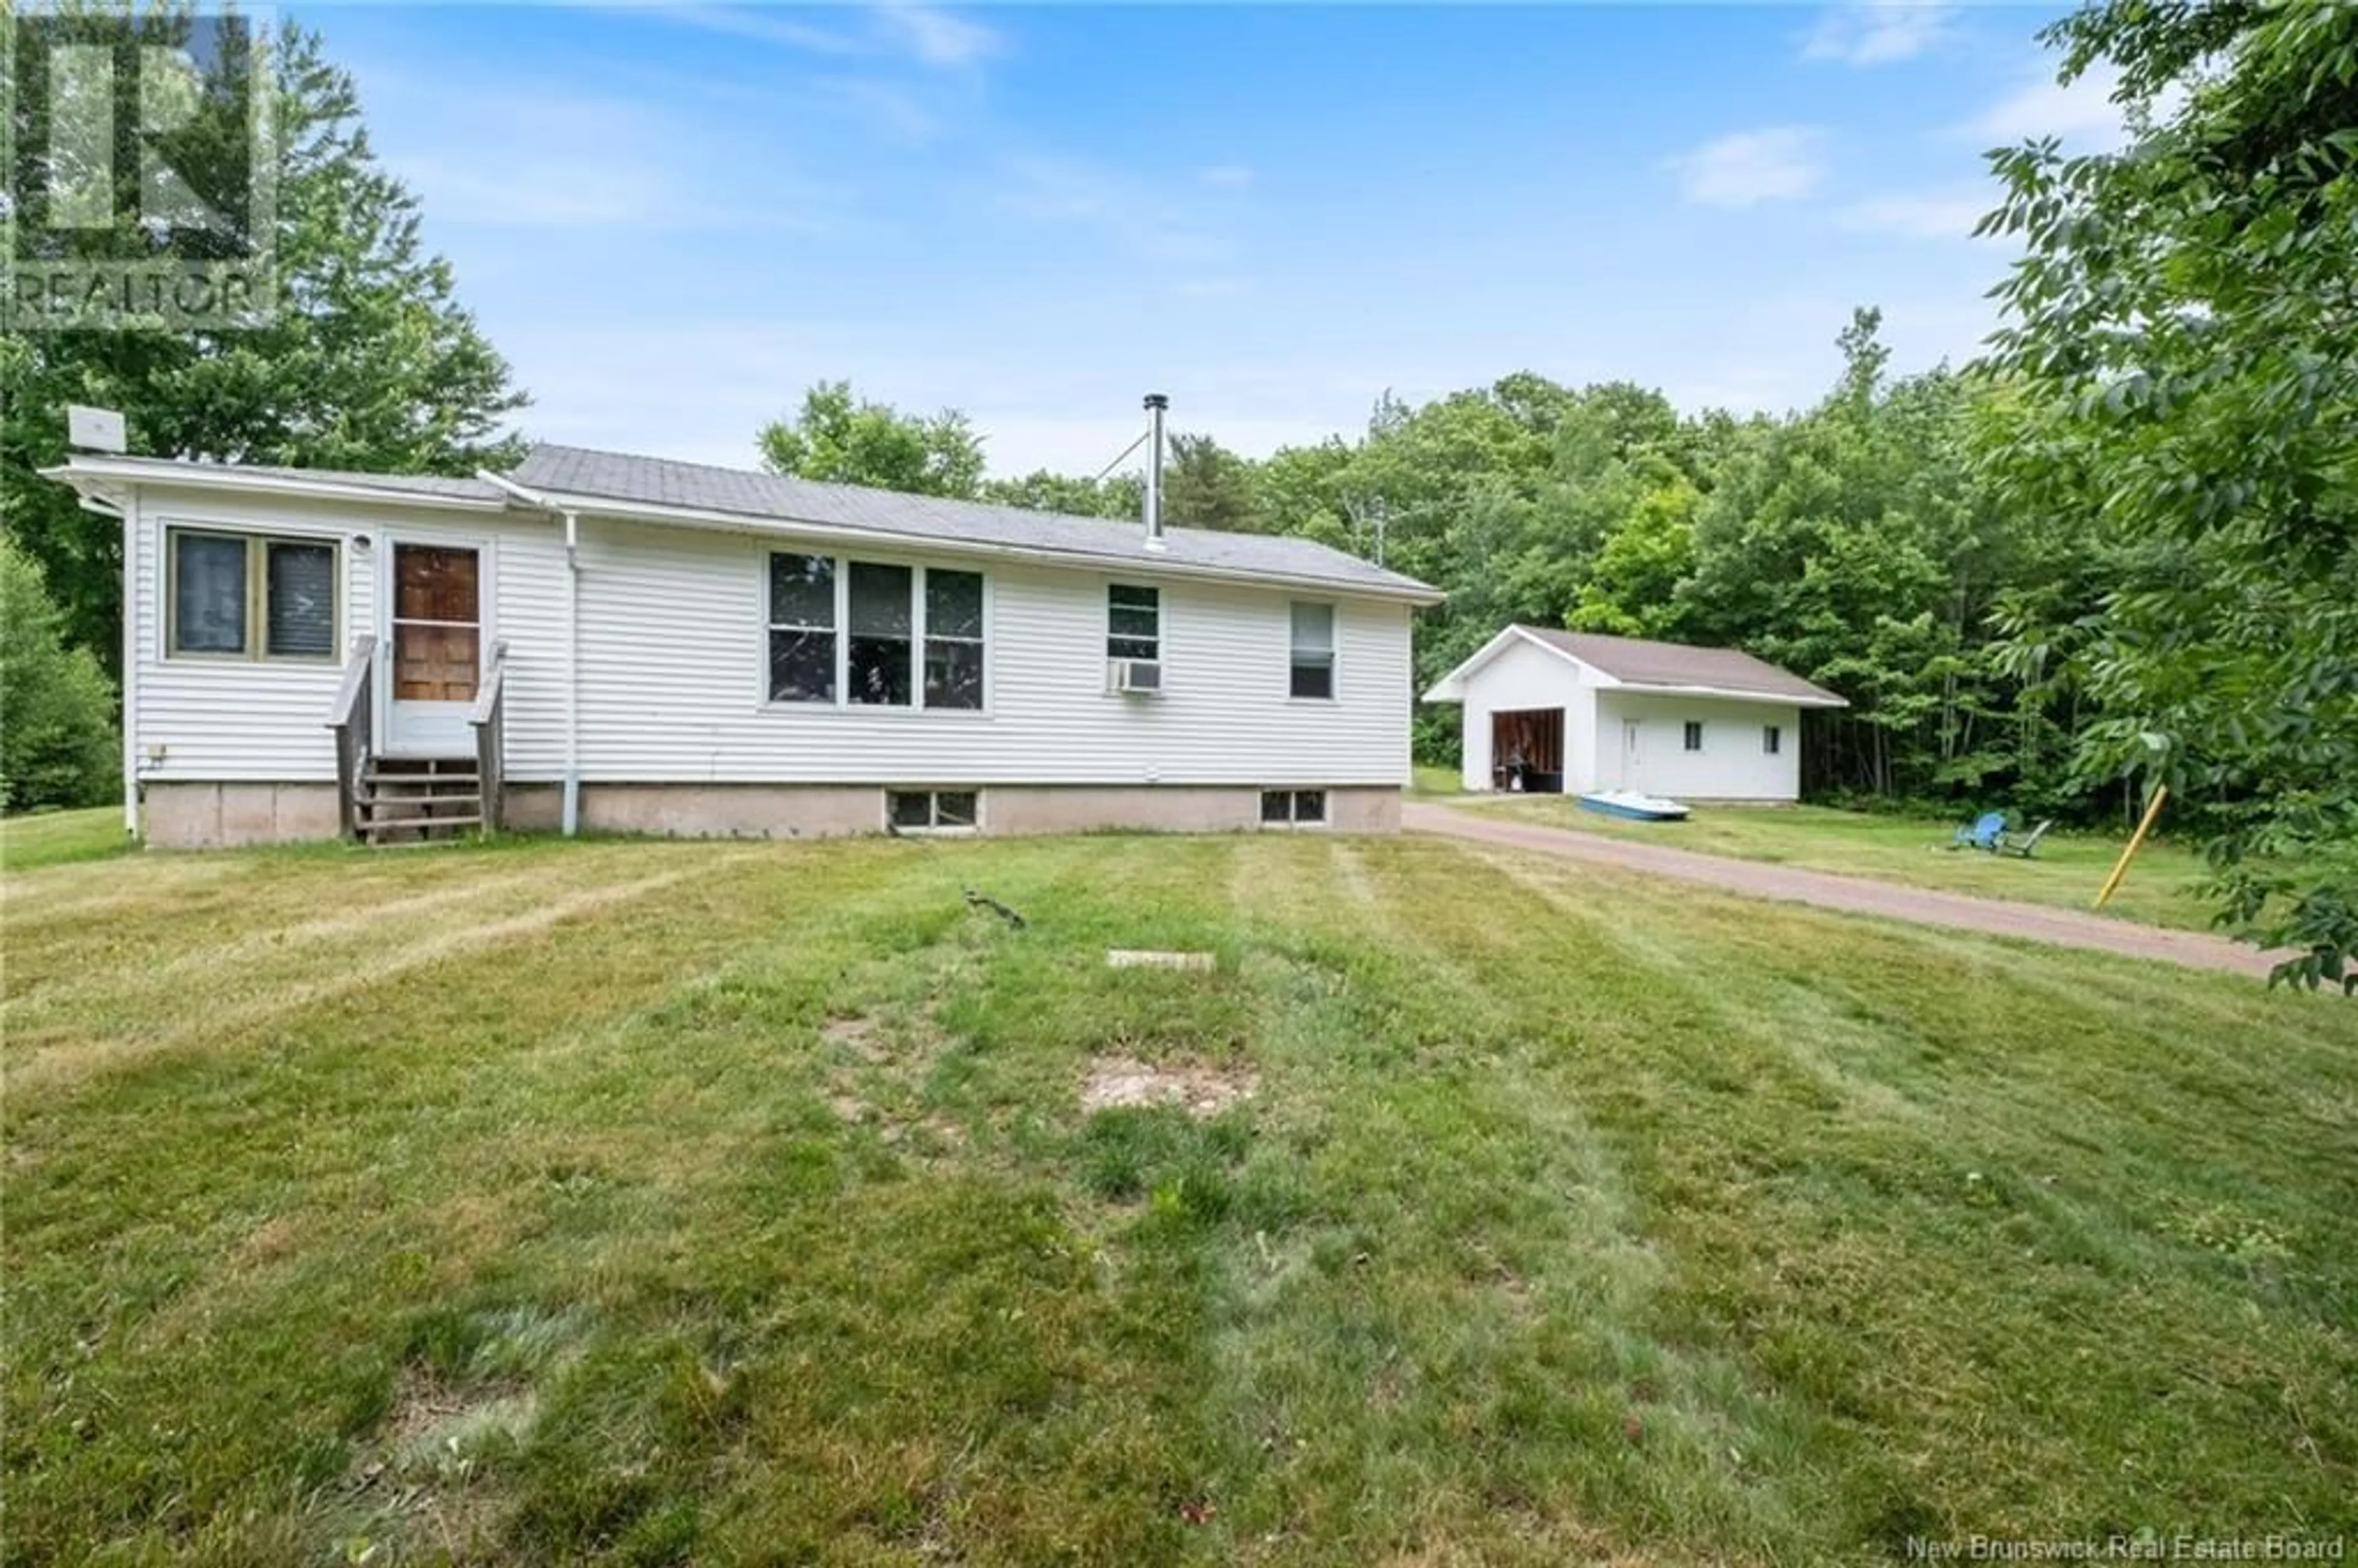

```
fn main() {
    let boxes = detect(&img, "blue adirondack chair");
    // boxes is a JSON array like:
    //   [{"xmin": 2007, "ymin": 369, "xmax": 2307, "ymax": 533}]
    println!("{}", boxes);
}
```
[
  {"xmin": 1951, "ymin": 810, "xmax": 2007, "ymax": 852},
  {"xmin": 1996, "ymin": 819, "xmax": 2055, "ymax": 859}
]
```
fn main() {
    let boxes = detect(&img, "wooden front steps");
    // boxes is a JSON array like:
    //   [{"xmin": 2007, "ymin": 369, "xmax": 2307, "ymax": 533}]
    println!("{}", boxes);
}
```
[{"xmin": 360, "ymin": 758, "xmax": 484, "ymax": 845}]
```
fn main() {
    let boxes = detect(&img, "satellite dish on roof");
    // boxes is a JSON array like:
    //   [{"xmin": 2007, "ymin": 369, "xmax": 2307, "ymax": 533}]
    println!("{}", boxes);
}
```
[{"xmin": 67, "ymin": 406, "xmax": 128, "ymax": 454}]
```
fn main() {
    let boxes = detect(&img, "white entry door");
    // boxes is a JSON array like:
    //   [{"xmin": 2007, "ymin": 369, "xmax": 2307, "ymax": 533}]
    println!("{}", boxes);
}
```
[
  {"xmin": 383, "ymin": 541, "xmax": 484, "ymax": 756},
  {"xmin": 1621, "ymin": 719, "xmax": 1642, "ymax": 787}
]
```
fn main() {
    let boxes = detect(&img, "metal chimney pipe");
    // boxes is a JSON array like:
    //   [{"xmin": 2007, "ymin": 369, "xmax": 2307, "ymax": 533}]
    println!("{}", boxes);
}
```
[{"xmin": 1143, "ymin": 393, "xmax": 1169, "ymax": 550}]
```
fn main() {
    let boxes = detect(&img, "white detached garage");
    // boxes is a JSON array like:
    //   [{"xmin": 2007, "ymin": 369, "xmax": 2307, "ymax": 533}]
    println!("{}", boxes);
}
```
[{"xmin": 1422, "ymin": 626, "xmax": 1846, "ymax": 802}]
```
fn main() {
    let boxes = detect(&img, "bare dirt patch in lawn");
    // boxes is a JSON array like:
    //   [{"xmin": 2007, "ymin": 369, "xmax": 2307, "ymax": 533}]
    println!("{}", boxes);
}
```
[
  {"xmin": 341, "ymin": 1367, "xmax": 534, "ymax": 1558},
  {"xmin": 1081, "ymin": 1055, "xmax": 1258, "ymax": 1117}
]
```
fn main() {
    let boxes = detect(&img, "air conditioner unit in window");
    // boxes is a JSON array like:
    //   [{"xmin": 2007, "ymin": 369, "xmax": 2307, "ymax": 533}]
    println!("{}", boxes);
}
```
[{"xmin": 1108, "ymin": 658, "xmax": 1163, "ymax": 695}]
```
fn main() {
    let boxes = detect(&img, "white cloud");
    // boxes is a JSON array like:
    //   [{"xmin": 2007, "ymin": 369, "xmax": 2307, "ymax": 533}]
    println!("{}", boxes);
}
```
[
  {"xmin": 1197, "ymin": 164, "xmax": 1255, "ymax": 188},
  {"xmin": 640, "ymin": 2, "xmax": 998, "ymax": 72},
  {"xmin": 1802, "ymin": 1, "xmax": 1958, "ymax": 66},
  {"xmin": 999, "ymin": 153, "xmax": 1228, "ymax": 267},
  {"xmin": 1964, "ymin": 61, "xmax": 2129, "ymax": 149},
  {"xmin": 815, "ymin": 77, "xmax": 941, "ymax": 145},
  {"xmin": 642, "ymin": 4, "xmax": 865, "ymax": 56},
  {"xmin": 1838, "ymin": 187, "xmax": 1995, "ymax": 240},
  {"xmin": 873, "ymin": 2, "xmax": 1000, "ymax": 68},
  {"xmin": 1666, "ymin": 127, "xmax": 1826, "ymax": 209}
]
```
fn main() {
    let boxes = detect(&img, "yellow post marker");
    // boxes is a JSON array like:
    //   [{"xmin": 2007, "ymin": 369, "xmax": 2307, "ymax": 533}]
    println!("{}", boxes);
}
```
[{"xmin": 2094, "ymin": 783, "xmax": 2170, "ymax": 909}]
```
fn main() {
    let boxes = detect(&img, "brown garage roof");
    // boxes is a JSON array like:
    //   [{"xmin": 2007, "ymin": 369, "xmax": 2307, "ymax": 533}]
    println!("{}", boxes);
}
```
[{"xmin": 1517, "ymin": 627, "xmax": 1846, "ymax": 706}]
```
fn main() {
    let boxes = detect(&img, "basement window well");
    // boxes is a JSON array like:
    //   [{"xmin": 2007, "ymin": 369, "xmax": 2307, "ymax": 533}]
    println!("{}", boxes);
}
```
[
  {"xmin": 1260, "ymin": 790, "xmax": 1327, "ymax": 827},
  {"xmin": 888, "ymin": 790, "xmax": 979, "ymax": 833}
]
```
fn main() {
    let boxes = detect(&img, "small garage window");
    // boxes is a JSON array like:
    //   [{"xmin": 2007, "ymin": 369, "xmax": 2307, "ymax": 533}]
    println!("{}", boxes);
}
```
[
  {"xmin": 1763, "ymin": 724, "xmax": 1782, "ymax": 756},
  {"xmin": 887, "ymin": 790, "xmax": 978, "ymax": 833},
  {"xmin": 1260, "ymin": 790, "xmax": 1326, "ymax": 827},
  {"xmin": 1683, "ymin": 721, "xmax": 1704, "ymax": 752}
]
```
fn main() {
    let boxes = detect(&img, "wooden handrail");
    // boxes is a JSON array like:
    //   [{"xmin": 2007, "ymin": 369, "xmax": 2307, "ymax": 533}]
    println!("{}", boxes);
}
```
[
  {"xmin": 467, "ymin": 640, "xmax": 507, "ymax": 726},
  {"xmin": 470, "ymin": 640, "xmax": 508, "ymax": 833},
  {"xmin": 328, "ymin": 632, "xmax": 376, "ymax": 729},
  {"xmin": 325, "ymin": 634, "xmax": 377, "ymax": 842}
]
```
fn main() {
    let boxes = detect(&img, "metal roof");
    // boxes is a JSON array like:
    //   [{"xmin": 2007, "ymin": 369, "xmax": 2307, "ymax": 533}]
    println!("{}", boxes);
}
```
[
  {"xmin": 1516, "ymin": 626, "xmax": 1845, "ymax": 705},
  {"xmin": 50, "ymin": 444, "xmax": 1443, "ymax": 602},
  {"xmin": 510, "ymin": 444, "xmax": 1440, "ymax": 601}
]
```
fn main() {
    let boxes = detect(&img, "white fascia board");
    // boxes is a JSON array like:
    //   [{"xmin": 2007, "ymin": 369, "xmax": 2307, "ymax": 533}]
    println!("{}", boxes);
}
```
[
  {"xmin": 1605, "ymin": 681, "xmax": 1848, "ymax": 709},
  {"xmin": 41, "ymin": 457, "xmax": 510, "ymax": 514}
]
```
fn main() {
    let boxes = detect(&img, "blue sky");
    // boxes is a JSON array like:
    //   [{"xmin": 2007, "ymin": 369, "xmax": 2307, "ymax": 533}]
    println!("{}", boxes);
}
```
[{"xmin": 310, "ymin": 2, "xmax": 2126, "ymax": 477}]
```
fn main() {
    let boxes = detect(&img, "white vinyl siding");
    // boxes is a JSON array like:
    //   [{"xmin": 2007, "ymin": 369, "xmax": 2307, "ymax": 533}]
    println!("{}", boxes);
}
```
[
  {"xmin": 1593, "ymin": 691, "xmax": 1806, "ymax": 802},
  {"xmin": 570, "ymin": 517, "xmax": 1405, "ymax": 786},
  {"xmin": 122, "ymin": 494, "xmax": 1413, "ymax": 790},
  {"xmin": 126, "ymin": 484, "xmax": 566, "ymax": 784}
]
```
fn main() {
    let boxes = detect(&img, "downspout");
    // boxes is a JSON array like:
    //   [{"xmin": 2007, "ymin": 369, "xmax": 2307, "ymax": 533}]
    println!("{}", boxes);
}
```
[
  {"xmin": 120, "ymin": 492, "xmax": 137, "ymax": 835},
  {"xmin": 478, "ymin": 471, "xmax": 582, "ymax": 836},
  {"xmin": 561, "ymin": 508, "xmax": 580, "ymax": 836},
  {"xmin": 76, "ymin": 487, "xmax": 138, "ymax": 836}
]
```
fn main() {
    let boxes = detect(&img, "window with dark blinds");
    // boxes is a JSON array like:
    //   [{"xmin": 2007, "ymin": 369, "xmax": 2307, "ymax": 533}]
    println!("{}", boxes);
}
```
[{"xmin": 265, "ymin": 541, "xmax": 337, "ymax": 658}]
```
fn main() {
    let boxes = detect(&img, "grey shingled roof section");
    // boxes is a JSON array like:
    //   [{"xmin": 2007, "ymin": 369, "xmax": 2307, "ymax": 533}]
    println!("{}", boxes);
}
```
[
  {"xmin": 1518, "ymin": 626, "xmax": 1845, "ymax": 705},
  {"xmin": 510, "ymin": 443, "xmax": 1440, "ymax": 599}
]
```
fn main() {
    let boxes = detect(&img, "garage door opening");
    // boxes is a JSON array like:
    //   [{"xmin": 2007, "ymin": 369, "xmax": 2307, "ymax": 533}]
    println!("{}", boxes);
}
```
[{"xmin": 1491, "ymin": 708, "xmax": 1564, "ymax": 793}]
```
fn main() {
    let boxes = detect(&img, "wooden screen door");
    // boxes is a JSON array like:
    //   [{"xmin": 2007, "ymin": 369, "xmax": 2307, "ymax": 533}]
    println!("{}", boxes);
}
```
[{"xmin": 385, "ymin": 543, "xmax": 482, "ymax": 755}]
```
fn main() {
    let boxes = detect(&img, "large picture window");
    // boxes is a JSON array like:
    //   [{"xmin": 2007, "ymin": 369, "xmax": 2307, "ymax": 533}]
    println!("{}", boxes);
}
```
[
  {"xmin": 768, "ymin": 552, "xmax": 836, "ymax": 703},
  {"xmin": 768, "ymin": 552, "xmax": 985, "ymax": 710},
  {"xmin": 167, "ymin": 529, "xmax": 338, "ymax": 661},
  {"xmin": 1290, "ymin": 602, "xmax": 1335, "ymax": 699}
]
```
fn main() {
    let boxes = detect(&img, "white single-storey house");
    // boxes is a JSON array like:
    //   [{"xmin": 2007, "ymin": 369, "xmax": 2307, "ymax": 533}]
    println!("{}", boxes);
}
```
[
  {"xmin": 44, "ymin": 443, "xmax": 1442, "ymax": 848},
  {"xmin": 1422, "ymin": 624, "xmax": 1845, "ymax": 801}
]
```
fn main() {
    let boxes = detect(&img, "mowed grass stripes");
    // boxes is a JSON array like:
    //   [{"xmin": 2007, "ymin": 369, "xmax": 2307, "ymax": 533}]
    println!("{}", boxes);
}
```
[{"xmin": 4, "ymin": 829, "xmax": 2353, "ymax": 1565}]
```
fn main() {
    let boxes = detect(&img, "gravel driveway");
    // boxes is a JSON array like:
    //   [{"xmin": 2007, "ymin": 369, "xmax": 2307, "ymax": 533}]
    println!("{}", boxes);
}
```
[{"xmin": 1406, "ymin": 801, "xmax": 2287, "ymax": 980}]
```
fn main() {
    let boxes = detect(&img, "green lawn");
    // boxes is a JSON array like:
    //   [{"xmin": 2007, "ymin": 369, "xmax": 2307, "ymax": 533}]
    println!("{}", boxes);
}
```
[
  {"xmin": 1409, "ymin": 763, "xmax": 1462, "ymax": 798},
  {"xmin": 6, "ymin": 833, "xmax": 2354, "ymax": 1565},
  {"xmin": 1460, "ymin": 796, "xmax": 2217, "ymax": 931},
  {"xmin": 0, "ymin": 804, "xmax": 134, "ymax": 872}
]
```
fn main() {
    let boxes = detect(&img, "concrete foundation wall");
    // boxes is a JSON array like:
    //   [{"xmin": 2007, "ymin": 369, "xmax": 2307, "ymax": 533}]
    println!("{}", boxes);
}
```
[
  {"xmin": 144, "ymin": 782, "xmax": 341, "ymax": 848},
  {"xmin": 141, "ymin": 781, "xmax": 1405, "ymax": 846},
  {"xmin": 1326, "ymin": 787, "xmax": 1401, "ymax": 833}
]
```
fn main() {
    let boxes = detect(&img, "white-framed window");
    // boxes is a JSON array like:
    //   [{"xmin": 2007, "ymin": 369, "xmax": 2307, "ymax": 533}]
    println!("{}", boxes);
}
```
[
  {"xmin": 1260, "ymin": 789, "xmax": 1326, "ymax": 827},
  {"xmin": 1108, "ymin": 584, "xmax": 1159, "ymax": 661},
  {"xmin": 1289, "ymin": 602, "xmax": 1335, "ymax": 699},
  {"xmin": 1683, "ymin": 721, "xmax": 1704, "ymax": 753},
  {"xmin": 848, "ymin": 562, "xmax": 914, "ymax": 707},
  {"xmin": 768, "ymin": 552, "xmax": 985, "ymax": 710},
  {"xmin": 924, "ymin": 569, "xmax": 984, "ymax": 710},
  {"xmin": 1763, "ymin": 724, "xmax": 1782, "ymax": 756},
  {"xmin": 166, "ymin": 528, "xmax": 338, "ymax": 662},
  {"xmin": 767, "ymin": 551, "xmax": 837, "ymax": 702},
  {"xmin": 887, "ymin": 789, "xmax": 979, "ymax": 833}
]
